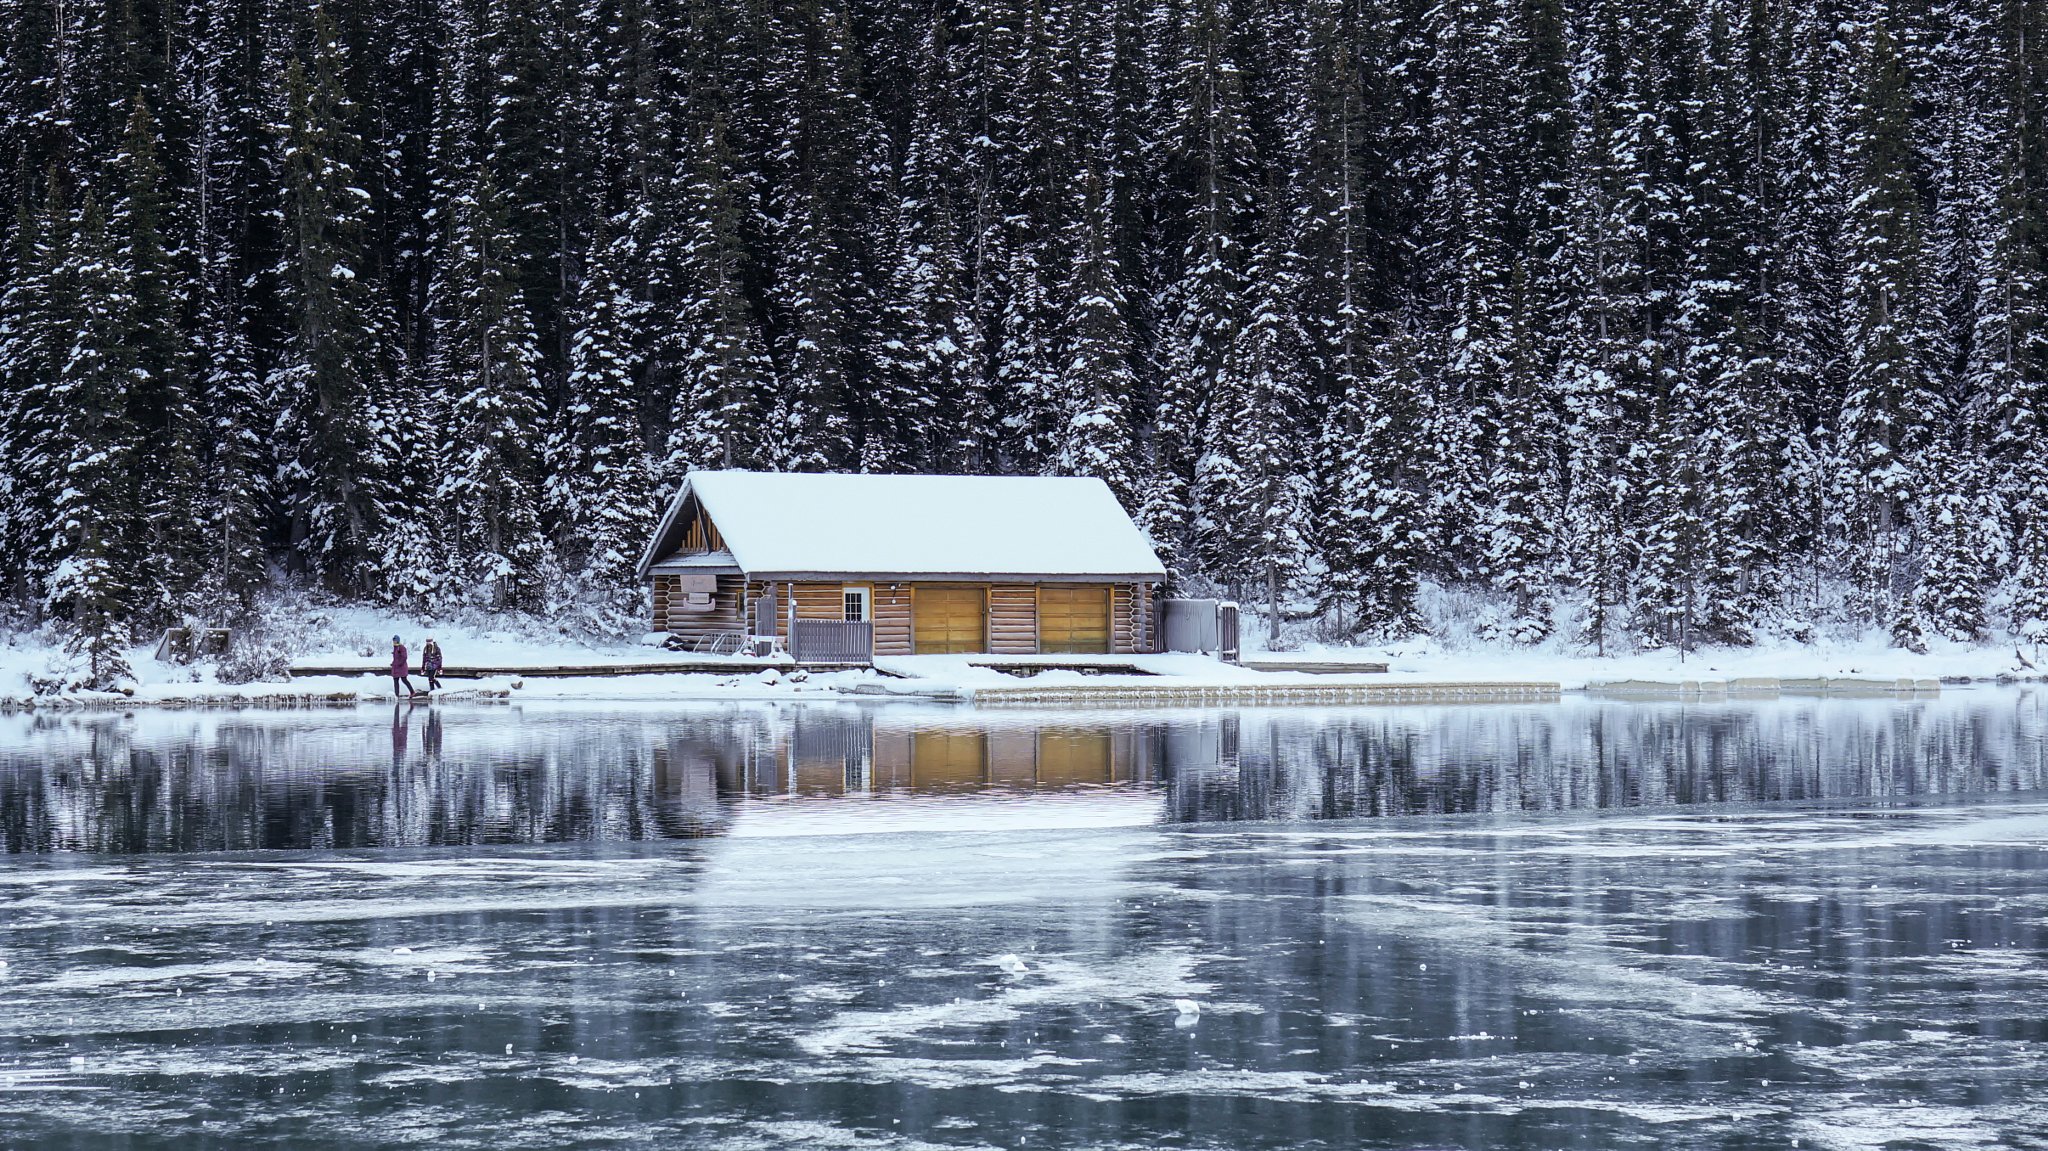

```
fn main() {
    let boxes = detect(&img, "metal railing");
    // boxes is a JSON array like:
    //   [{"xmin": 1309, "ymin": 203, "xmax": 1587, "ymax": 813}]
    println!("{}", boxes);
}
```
[
  {"xmin": 790, "ymin": 619, "xmax": 874, "ymax": 663},
  {"xmin": 690, "ymin": 632, "xmax": 747, "ymax": 655}
]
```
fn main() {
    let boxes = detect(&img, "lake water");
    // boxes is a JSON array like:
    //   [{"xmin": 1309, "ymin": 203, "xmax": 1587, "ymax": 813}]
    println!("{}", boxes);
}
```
[{"xmin": 1, "ymin": 692, "xmax": 2045, "ymax": 1149}]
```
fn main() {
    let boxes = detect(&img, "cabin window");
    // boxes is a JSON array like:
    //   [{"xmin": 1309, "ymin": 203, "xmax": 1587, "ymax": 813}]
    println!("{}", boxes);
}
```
[{"xmin": 842, "ymin": 586, "xmax": 871, "ymax": 623}]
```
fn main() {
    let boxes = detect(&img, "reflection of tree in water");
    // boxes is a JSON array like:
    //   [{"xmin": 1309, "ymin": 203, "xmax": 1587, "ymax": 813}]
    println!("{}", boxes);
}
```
[
  {"xmin": 1159, "ymin": 699, "xmax": 2048, "ymax": 824},
  {"xmin": 0, "ymin": 711, "xmax": 762, "ymax": 852},
  {"xmin": 1, "ymin": 696, "xmax": 2044, "ymax": 851}
]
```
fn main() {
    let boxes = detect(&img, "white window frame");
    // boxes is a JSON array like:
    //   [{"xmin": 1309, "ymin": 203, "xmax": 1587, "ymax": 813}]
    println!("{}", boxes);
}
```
[{"xmin": 842, "ymin": 586, "xmax": 871, "ymax": 623}]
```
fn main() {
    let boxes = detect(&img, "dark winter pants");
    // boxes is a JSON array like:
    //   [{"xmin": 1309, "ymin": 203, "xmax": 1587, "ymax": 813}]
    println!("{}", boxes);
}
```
[
  {"xmin": 426, "ymin": 670, "xmax": 442, "ymax": 690},
  {"xmin": 394, "ymin": 675, "xmax": 417, "ymax": 697}
]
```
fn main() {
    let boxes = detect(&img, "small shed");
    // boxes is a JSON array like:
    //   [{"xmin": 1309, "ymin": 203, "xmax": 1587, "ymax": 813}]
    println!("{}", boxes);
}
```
[{"xmin": 635, "ymin": 471, "xmax": 1167, "ymax": 658}]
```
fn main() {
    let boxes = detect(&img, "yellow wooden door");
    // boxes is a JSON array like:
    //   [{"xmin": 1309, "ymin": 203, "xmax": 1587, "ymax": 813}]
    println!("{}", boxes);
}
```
[
  {"xmin": 913, "ymin": 586, "xmax": 986, "ymax": 653},
  {"xmin": 1037, "ymin": 585, "xmax": 1111, "ymax": 653},
  {"xmin": 912, "ymin": 731, "xmax": 988, "ymax": 790}
]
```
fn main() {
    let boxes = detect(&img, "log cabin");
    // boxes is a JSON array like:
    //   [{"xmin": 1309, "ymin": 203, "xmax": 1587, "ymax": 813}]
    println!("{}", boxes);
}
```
[{"xmin": 635, "ymin": 471, "xmax": 1167, "ymax": 659}]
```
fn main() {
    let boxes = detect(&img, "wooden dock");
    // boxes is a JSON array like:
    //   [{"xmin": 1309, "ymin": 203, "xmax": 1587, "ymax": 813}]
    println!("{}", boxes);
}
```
[
  {"xmin": 968, "ymin": 680, "xmax": 1560, "ymax": 707},
  {"xmin": 1237, "ymin": 658, "xmax": 1391, "ymax": 674},
  {"xmin": 1586, "ymin": 676, "xmax": 1942, "ymax": 698},
  {"xmin": 966, "ymin": 658, "xmax": 1156, "ymax": 677}
]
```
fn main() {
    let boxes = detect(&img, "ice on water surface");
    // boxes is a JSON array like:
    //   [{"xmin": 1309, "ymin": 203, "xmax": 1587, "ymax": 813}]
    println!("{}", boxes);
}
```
[{"xmin": 0, "ymin": 692, "xmax": 2044, "ymax": 1149}]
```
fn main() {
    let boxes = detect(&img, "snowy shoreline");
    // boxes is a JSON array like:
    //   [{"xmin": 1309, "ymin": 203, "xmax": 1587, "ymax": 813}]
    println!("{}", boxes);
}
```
[
  {"xmin": 7, "ymin": 599, "xmax": 2044, "ymax": 711},
  {"xmin": 3, "ymin": 645, "xmax": 2039, "ymax": 712}
]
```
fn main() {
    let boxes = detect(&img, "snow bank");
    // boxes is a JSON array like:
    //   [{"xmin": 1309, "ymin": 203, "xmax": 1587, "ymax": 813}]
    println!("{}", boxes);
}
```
[{"xmin": 1273, "ymin": 636, "xmax": 2037, "ymax": 692}]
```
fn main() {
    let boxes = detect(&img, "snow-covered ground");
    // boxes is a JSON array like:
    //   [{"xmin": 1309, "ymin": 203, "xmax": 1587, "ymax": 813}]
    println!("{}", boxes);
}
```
[
  {"xmin": 1265, "ymin": 633, "xmax": 2037, "ymax": 690},
  {"xmin": 2, "ymin": 592, "xmax": 2040, "ymax": 709}
]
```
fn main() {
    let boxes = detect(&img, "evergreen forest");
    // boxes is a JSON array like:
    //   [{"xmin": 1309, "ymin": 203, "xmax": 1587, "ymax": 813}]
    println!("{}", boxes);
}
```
[{"xmin": 3, "ymin": 0, "xmax": 2045, "ymax": 672}]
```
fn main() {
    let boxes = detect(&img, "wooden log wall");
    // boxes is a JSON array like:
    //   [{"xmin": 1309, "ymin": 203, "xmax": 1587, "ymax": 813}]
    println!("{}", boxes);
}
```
[
  {"xmin": 989, "ymin": 585, "xmax": 1037, "ymax": 654},
  {"xmin": 743, "ymin": 580, "xmax": 914, "ymax": 653},
  {"xmin": 1113, "ymin": 584, "xmax": 1136, "ymax": 654},
  {"xmin": 873, "ymin": 585, "xmax": 912, "ymax": 656},
  {"xmin": 744, "ymin": 581, "xmax": 840, "ymax": 639},
  {"xmin": 1132, "ymin": 582, "xmax": 1154, "ymax": 652},
  {"xmin": 690, "ymin": 578, "xmax": 1166, "ymax": 655},
  {"xmin": 792, "ymin": 583, "xmax": 843, "ymax": 622},
  {"xmin": 653, "ymin": 574, "xmax": 748, "ymax": 641}
]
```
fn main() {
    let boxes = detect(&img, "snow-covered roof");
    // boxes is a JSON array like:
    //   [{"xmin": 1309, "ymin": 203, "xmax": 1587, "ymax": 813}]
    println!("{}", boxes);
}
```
[{"xmin": 637, "ymin": 471, "xmax": 1165, "ymax": 582}]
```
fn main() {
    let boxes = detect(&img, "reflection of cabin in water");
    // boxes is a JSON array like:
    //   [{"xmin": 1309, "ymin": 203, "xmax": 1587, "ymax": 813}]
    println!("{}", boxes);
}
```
[
  {"xmin": 653, "ymin": 715, "xmax": 1158, "ymax": 801},
  {"xmin": 720, "ymin": 714, "xmax": 1159, "ymax": 795},
  {"xmin": 636, "ymin": 471, "xmax": 1168, "ymax": 660}
]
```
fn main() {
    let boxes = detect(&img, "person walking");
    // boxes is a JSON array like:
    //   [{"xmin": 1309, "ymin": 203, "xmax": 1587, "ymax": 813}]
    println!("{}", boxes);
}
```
[
  {"xmin": 421, "ymin": 636, "xmax": 444, "ymax": 692},
  {"xmin": 390, "ymin": 635, "xmax": 419, "ymax": 699}
]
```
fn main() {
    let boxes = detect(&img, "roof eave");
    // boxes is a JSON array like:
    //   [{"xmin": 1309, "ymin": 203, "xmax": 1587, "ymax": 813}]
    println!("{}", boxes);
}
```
[
  {"xmin": 634, "ymin": 477, "xmax": 698, "ymax": 581},
  {"xmin": 742, "ymin": 571, "xmax": 1166, "ymax": 584}
]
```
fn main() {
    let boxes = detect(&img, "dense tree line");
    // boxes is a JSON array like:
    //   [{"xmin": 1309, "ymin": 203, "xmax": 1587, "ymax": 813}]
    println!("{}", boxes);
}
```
[{"xmin": 2, "ymin": 0, "xmax": 2045, "ymax": 679}]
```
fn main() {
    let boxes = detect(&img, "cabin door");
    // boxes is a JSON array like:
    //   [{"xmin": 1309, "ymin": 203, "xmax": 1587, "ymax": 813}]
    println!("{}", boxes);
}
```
[
  {"xmin": 912, "ymin": 586, "xmax": 987, "ymax": 653},
  {"xmin": 1037, "ymin": 585, "xmax": 1111, "ymax": 653}
]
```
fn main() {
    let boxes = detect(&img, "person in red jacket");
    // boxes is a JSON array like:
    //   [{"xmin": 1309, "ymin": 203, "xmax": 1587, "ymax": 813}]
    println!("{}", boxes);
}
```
[{"xmin": 390, "ymin": 636, "xmax": 419, "ymax": 699}]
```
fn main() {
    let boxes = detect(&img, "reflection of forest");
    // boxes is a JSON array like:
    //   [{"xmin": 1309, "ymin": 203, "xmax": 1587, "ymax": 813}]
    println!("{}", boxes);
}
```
[
  {"xmin": 1163, "ymin": 698, "xmax": 2048, "ymax": 824},
  {"xmin": 1, "ymin": 695, "xmax": 2044, "ymax": 852}
]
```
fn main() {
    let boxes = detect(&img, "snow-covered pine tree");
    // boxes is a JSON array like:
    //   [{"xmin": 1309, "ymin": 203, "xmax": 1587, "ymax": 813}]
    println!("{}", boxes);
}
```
[
  {"xmin": 1966, "ymin": 0, "xmax": 2048, "ymax": 648},
  {"xmin": 986, "ymin": 0, "xmax": 1072, "ymax": 474},
  {"xmin": 2012, "ymin": 483, "xmax": 2048, "ymax": 651},
  {"xmin": 1319, "ymin": 319, "xmax": 1426, "ymax": 638},
  {"xmin": 1413, "ymin": 0, "xmax": 1523, "ymax": 582},
  {"xmin": 1554, "ymin": 0, "xmax": 1659, "ymax": 651},
  {"xmin": 1760, "ymin": 2, "xmax": 1851, "ymax": 609},
  {"xmin": 479, "ymin": 0, "xmax": 573, "ymax": 363},
  {"xmin": 1480, "ymin": 267, "xmax": 1559, "ymax": 643},
  {"xmin": 368, "ymin": 366, "xmax": 454, "ymax": 609},
  {"xmin": 760, "ymin": 0, "xmax": 888, "ymax": 471},
  {"xmin": 179, "ymin": 0, "xmax": 274, "ymax": 615},
  {"xmin": 1051, "ymin": 165, "xmax": 1139, "ymax": 503},
  {"xmin": 1916, "ymin": 447, "xmax": 2001, "ymax": 642},
  {"xmin": 766, "ymin": 187, "xmax": 859, "ymax": 471},
  {"xmin": 1291, "ymin": 0, "xmax": 1414, "ymax": 628},
  {"xmin": 547, "ymin": 225, "xmax": 656, "ymax": 585},
  {"xmin": 658, "ymin": 113, "xmax": 774, "ymax": 480},
  {"xmin": 1144, "ymin": 0, "xmax": 1255, "ymax": 579},
  {"xmin": 1659, "ymin": 0, "xmax": 1779, "ymax": 644},
  {"xmin": 1200, "ymin": 196, "xmax": 1312, "ymax": 640},
  {"xmin": 1835, "ymin": 21, "xmax": 1943, "ymax": 642},
  {"xmin": 269, "ymin": 9, "xmax": 394, "ymax": 593},
  {"xmin": 39, "ymin": 197, "xmax": 140, "ymax": 688},
  {"xmin": 0, "ymin": 180, "xmax": 65, "ymax": 610},
  {"xmin": 426, "ymin": 8, "xmax": 550, "ymax": 609},
  {"xmin": 872, "ymin": 13, "xmax": 986, "ymax": 472},
  {"xmin": 110, "ymin": 96, "xmax": 207, "ymax": 628}
]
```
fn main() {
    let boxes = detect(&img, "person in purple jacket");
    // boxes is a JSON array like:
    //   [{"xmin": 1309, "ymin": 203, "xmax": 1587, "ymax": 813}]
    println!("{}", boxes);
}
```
[
  {"xmin": 421, "ymin": 636, "xmax": 444, "ymax": 691},
  {"xmin": 390, "ymin": 635, "xmax": 419, "ymax": 699}
]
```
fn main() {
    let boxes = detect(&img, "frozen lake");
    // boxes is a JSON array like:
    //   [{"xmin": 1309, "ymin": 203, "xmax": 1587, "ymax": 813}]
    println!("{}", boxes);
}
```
[{"xmin": 2, "ymin": 692, "xmax": 2045, "ymax": 1148}]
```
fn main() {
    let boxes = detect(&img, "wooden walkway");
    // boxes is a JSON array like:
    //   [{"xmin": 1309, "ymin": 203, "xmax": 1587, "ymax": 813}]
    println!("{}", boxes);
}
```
[
  {"xmin": 1587, "ymin": 676, "xmax": 1942, "ymax": 698},
  {"xmin": 967, "ymin": 658, "xmax": 1156, "ymax": 677},
  {"xmin": 969, "ymin": 681, "xmax": 1560, "ymax": 706},
  {"xmin": 1237, "ymin": 658, "xmax": 1391, "ymax": 674}
]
